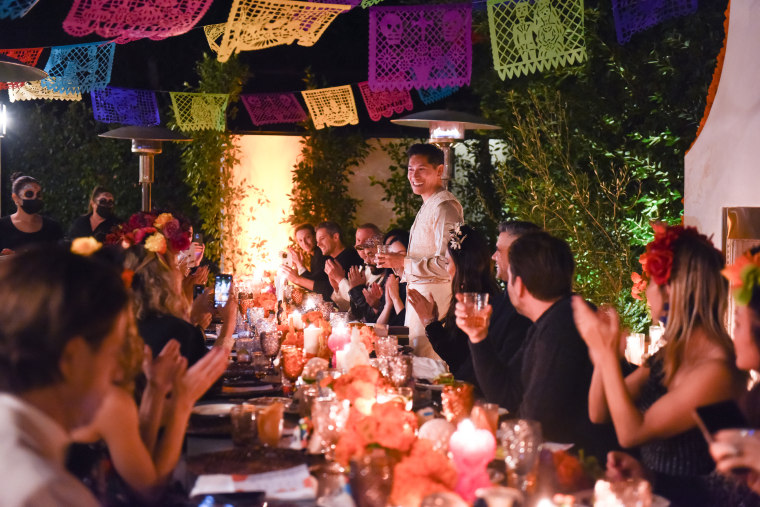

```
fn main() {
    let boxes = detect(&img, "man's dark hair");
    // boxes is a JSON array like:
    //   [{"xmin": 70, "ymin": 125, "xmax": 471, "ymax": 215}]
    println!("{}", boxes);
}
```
[
  {"xmin": 357, "ymin": 223, "xmax": 382, "ymax": 236},
  {"xmin": 294, "ymin": 223, "xmax": 315, "ymax": 236},
  {"xmin": 384, "ymin": 228, "xmax": 409, "ymax": 250},
  {"xmin": 498, "ymin": 220, "xmax": 541, "ymax": 236},
  {"xmin": 407, "ymin": 143, "xmax": 444, "ymax": 166},
  {"xmin": 316, "ymin": 221, "xmax": 343, "ymax": 241},
  {"xmin": 0, "ymin": 245, "xmax": 129, "ymax": 393},
  {"xmin": 508, "ymin": 232, "xmax": 574, "ymax": 302}
]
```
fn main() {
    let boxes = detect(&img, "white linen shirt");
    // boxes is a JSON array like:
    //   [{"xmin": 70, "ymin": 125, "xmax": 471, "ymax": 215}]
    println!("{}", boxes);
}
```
[{"xmin": 0, "ymin": 393, "xmax": 99, "ymax": 507}]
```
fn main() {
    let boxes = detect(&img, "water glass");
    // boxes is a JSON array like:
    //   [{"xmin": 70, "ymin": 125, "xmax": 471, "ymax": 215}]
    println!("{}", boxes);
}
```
[
  {"xmin": 251, "ymin": 351, "xmax": 268, "ymax": 380},
  {"xmin": 461, "ymin": 292, "xmax": 490, "ymax": 328},
  {"xmin": 375, "ymin": 335, "xmax": 398, "ymax": 357},
  {"xmin": 374, "ymin": 244, "xmax": 390, "ymax": 265},
  {"xmin": 330, "ymin": 312, "xmax": 349, "ymax": 329},
  {"xmin": 498, "ymin": 419, "xmax": 542, "ymax": 493},
  {"xmin": 386, "ymin": 355, "xmax": 413, "ymax": 387},
  {"xmin": 311, "ymin": 398, "xmax": 350, "ymax": 459},
  {"xmin": 230, "ymin": 404, "xmax": 258, "ymax": 447}
]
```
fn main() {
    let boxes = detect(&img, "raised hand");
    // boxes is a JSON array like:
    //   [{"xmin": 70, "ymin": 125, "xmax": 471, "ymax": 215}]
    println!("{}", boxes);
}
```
[
  {"xmin": 363, "ymin": 282, "xmax": 383, "ymax": 309},
  {"xmin": 171, "ymin": 347, "xmax": 228, "ymax": 411},
  {"xmin": 571, "ymin": 295, "xmax": 621, "ymax": 363},
  {"xmin": 347, "ymin": 265, "xmax": 366, "ymax": 289},
  {"xmin": 142, "ymin": 340, "xmax": 184, "ymax": 396}
]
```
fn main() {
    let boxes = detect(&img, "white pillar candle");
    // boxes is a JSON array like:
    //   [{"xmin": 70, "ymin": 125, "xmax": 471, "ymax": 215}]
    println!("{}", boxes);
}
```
[
  {"xmin": 336, "ymin": 349, "xmax": 348, "ymax": 371},
  {"xmin": 304, "ymin": 325, "xmax": 320, "ymax": 355}
]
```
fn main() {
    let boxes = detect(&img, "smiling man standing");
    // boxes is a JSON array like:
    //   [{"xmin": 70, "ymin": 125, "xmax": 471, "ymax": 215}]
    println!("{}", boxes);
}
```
[{"xmin": 377, "ymin": 144, "xmax": 463, "ymax": 358}]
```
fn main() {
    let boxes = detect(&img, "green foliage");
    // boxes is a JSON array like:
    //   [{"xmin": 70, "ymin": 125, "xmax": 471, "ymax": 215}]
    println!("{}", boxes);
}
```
[
  {"xmin": 173, "ymin": 53, "xmax": 255, "ymax": 271},
  {"xmin": 287, "ymin": 71, "xmax": 371, "ymax": 233},
  {"xmin": 369, "ymin": 138, "xmax": 422, "ymax": 230}
]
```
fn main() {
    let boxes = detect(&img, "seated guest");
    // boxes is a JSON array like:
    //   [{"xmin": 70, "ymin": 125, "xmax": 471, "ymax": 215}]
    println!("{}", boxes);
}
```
[
  {"xmin": 0, "ymin": 245, "xmax": 129, "ymax": 506},
  {"xmin": 68, "ymin": 185, "xmax": 121, "ymax": 243},
  {"xmin": 282, "ymin": 223, "xmax": 327, "ymax": 295},
  {"xmin": 376, "ymin": 229, "xmax": 410, "ymax": 327},
  {"xmin": 573, "ymin": 223, "xmax": 746, "ymax": 505},
  {"xmin": 314, "ymin": 221, "xmax": 363, "ymax": 309},
  {"xmin": 0, "ymin": 172, "xmax": 63, "ymax": 255},
  {"xmin": 118, "ymin": 211, "xmax": 235, "ymax": 365},
  {"xmin": 409, "ymin": 224, "xmax": 495, "ymax": 388},
  {"xmin": 457, "ymin": 231, "xmax": 618, "ymax": 459},
  {"xmin": 344, "ymin": 223, "xmax": 385, "ymax": 321},
  {"xmin": 462, "ymin": 220, "xmax": 535, "ymax": 405}
]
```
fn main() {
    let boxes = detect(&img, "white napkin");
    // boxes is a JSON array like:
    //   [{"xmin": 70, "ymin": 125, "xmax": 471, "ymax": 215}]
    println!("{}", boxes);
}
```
[
  {"xmin": 190, "ymin": 464, "xmax": 317, "ymax": 501},
  {"xmin": 412, "ymin": 356, "xmax": 448, "ymax": 380}
]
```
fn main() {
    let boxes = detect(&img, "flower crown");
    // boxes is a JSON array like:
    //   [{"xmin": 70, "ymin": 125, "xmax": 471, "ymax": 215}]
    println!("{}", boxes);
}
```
[
  {"xmin": 449, "ymin": 222, "xmax": 467, "ymax": 251},
  {"xmin": 107, "ymin": 211, "xmax": 191, "ymax": 255},
  {"xmin": 630, "ymin": 222, "xmax": 709, "ymax": 300},
  {"xmin": 722, "ymin": 250, "xmax": 760, "ymax": 306}
]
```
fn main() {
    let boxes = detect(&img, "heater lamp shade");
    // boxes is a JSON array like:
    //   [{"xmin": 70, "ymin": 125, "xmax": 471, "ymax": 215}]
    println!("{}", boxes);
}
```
[{"xmin": 0, "ymin": 54, "xmax": 47, "ymax": 83}]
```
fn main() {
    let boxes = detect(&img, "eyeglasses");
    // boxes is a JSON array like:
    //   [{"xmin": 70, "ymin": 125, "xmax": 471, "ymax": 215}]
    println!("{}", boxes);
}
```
[{"xmin": 21, "ymin": 190, "xmax": 42, "ymax": 199}]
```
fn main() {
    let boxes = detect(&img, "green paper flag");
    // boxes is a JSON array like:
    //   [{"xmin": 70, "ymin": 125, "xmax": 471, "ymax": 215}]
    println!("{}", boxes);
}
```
[{"xmin": 487, "ymin": 0, "xmax": 586, "ymax": 80}]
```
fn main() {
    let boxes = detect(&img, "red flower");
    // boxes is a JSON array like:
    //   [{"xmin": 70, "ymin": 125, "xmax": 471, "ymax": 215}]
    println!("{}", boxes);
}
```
[
  {"xmin": 641, "ymin": 247, "xmax": 673, "ymax": 286},
  {"xmin": 133, "ymin": 226, "xmax": 156, "ymax": 245}
]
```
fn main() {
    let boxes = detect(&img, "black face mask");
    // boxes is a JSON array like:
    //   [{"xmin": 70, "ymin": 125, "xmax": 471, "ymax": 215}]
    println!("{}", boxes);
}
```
[
  {"xmin": 20, "ymin": 199, "xmax": 43, "ymax": 215},
  {"xmin": 96, "ymin": 204, "xmax": 114, "ymax": 219}
]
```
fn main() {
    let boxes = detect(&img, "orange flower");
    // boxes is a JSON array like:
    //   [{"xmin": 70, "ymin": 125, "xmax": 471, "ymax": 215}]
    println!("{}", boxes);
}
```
[
  {"xmin": 630, "ymin": 272, "xmax": 647, "ymax": 301},
  {"xmin": 390, "ymin": 439, "xmax": 458, "ymax": 506},
  {"xmin": 153, "ymin": 212, "xmax": 173, "ymax": 229}
]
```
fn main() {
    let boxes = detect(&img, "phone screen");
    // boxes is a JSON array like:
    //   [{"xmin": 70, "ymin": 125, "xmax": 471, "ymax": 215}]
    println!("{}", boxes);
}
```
[{"xmin": 214, "ymin": 275, "xmax": 232, "ymax": 308}]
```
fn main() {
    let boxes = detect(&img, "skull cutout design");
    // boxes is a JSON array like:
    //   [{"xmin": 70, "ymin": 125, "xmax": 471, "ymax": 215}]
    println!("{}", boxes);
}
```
[
  {"xmin": 442, "ymin": 10, "xmax": 463, "ymax": 42},
  {"xmin": 380, "ymin": 13, "xmax": 403, "ymax": 45}
]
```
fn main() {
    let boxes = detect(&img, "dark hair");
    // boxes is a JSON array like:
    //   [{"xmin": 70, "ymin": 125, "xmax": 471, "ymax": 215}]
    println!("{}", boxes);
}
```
[
  {"xmin": 88, "ymin": 185, "xmax": 113, "ymax": 213},
  {"xmin": 294, "ymin": 223, "xmax": 315, "ymax": 236},
  {"xmin": 407, "ymin": 143, "xmax": 444, "ymax": 166},
  {"xmin": 0, "ymin": 246, "xmax": 129, "ymax": 393},
  {"xmin": 444, "ymin": 225, "xmax": 498, "ymax": 327},
  {"xmin": 357, "ymin": 223, "xmax": 382, "ymax": 236},
  {"xmin": 508, "ymin": 232, "xmax": 574, "ymax": 301},
  {"xmin": 498, "ymin": 220, "xmax": 541, "ymax": 236},
  {"xmin": 10, "ymin": 172, "xmax": 40, "ymax": 196},
  {"xmin": 316, "ymin": 221, "xmax": 343, "ymax": 241},
  {"xmin": 384, "ymin": 228, "xmax": 409, "ymax": 250}
]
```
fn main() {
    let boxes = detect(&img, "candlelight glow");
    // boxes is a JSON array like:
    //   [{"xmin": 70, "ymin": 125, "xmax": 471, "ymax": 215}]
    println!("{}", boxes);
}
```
[{"xmin": 229, "ymin": 135, "xmax": 301, "ymax": 274}]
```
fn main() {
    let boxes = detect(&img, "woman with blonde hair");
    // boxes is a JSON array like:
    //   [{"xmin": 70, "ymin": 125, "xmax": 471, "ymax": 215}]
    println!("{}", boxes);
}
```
[
  {"xmin": 573, "ymin": 223, "xmax": 747, "ymax": 505},
  {"xmin": 115, "ymin": 211, "xmax": 235, "ymax": 364}
]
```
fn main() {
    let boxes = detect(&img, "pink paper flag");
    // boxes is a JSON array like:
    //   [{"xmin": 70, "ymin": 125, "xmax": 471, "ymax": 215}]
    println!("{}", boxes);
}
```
[
  {"xmin": 241, "ymin": 92, "xmax": 308, "ymax": 126},
  {"xmin": 357, "ymin": 81, "xmax": 413, "ymax": 121}
]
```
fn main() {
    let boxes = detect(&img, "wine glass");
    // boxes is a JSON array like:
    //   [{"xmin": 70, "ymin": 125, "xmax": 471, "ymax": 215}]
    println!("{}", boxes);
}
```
[
  {"xmin": 261, "ymin": 330, "xmax": 283, "ymax": 374},
  {"xmin": 281, "ymin": 344, "xmax": 306, "ymax": 389},
  {"xmin": 499, "ymin": 419, "xmax": 542, "ymax": 493}
]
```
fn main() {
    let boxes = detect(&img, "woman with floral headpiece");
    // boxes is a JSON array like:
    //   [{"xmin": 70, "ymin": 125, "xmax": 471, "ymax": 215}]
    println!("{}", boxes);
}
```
[
  {"xmin": 408, "ymin": 224, "xmax": 497, "ymax": 386},
  {"xmin": 114, "ymin": 212, "xmax": 236, "ymax": 366},
  {"xmin": 708, "ymin": 247, "xmax": 760, "ymax": 497},
  {"xmin": 572, "ymin": 223, "xmax": 747, "ymax": 505}
]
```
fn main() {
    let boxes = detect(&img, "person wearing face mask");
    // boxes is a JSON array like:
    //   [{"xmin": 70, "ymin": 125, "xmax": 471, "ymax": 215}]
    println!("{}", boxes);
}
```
[
  {"xmin": 0, "ymin": 173, "xmax": 63, "ymax": 255},
  {"xmin": 68, "ymin": 185, "xmax": 121, "ymax": 243}
]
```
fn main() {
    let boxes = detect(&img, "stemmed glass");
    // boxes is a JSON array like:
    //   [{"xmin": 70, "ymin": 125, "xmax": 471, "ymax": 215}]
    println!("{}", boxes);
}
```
[
  {"xmin": 281, "ymin": 344, "xmax": 306, "ymax": 389},
  {"xmin": 311, "ymin": 398, "xmax": 350, "ymax": 460},
  {"xmin": 261, "ymin": 330, "xmax": 283, "ymax": 374},
  {"xmin": 499, "ymin": 419, "xmax": 542, "ymax": 493}
]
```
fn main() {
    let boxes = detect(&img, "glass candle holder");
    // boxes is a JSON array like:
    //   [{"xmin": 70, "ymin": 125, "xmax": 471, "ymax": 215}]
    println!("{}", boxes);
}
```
[{"xmin": 442, "ymin": 382, "xmax": 475, "ymax": 425}]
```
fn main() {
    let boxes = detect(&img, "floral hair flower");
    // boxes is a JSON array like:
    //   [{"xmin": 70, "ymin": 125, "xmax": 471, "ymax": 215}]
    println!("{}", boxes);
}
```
[
  {"xmin": 630, "ymin": 222, "xmax": 709, "ymax": 299},
  {"xmin": 144, "ymin": 232, "xmax": 167, "ymax": 255},
  {"xmin": 71, "ymin": 236, "xmax": 102, "ymax": 256},
  {"xmin": 722, "ymin": 251, "xmax": 760, "ymax": 306},
  {"xmin": 449, "ymin": 223, "xmax": 467, "ymax": 251}
]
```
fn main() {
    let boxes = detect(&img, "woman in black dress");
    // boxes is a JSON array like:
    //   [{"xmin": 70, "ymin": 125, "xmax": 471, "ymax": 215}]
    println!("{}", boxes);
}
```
[
  {"xmin": 0, "ymin": 173, "xmax": 63, "ymax": 255},
  {"xmin": 68, "ymin": 185, "xmax": 121, "ymax": 243}
]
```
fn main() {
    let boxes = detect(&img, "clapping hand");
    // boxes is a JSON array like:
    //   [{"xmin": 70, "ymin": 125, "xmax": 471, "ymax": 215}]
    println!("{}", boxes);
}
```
[
  {"xmin": 142, "ymin": 340, "xmax": 184, "ymax": 396},
  {"xmin": 171, "ymin": 347, "xmax": 229, "ymax": 412},
  {"xmin": 288, "ymin": 246, "xmax": 304, "ymax": 270},
  {"xmin": 363, "ymin": 283, "xmax": 383, "ymax": 309},
  {"xmin": 572, "ymin": 296, "xmax": 621, "ymax": 363},
  {"xmin": 325, "ymin": 259, "xmax": 346, "ymax": 284},
  {"xmin": 408, "ymin": 288, "xmax": 438, "ymax": 325},
  {"xmin": 347, "ymin": 266, "xmax": 366, "ymax": 289},
  {"xmin": 190, "ymin": 288, "xmax": 212, "ymax": 329},
  {"xmin": 454, "ymin": 293, "xmax": 491, "ymax": 343}
]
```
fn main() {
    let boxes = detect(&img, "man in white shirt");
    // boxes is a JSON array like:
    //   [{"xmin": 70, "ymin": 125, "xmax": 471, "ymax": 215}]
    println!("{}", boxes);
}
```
[
  {"xmin": 377, "ymin": 144, "xmax": 463, "ymax": 358},
  {"xmin": 0, "ymin": 246, "xmax": 129, "ymax": 506}
]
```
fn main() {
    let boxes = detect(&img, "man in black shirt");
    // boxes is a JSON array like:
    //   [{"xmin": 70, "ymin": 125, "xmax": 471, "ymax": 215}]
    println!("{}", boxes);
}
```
[
  {"xmin": 314, "ymin": 221, "xmax": 363, "ymax": 305},
  {"xmin": 457, "ymin": 231, "xmax": 618, "ymax": 459}
]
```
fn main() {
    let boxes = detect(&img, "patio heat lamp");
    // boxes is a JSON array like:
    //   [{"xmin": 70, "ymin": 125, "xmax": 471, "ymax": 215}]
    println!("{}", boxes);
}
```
[
  {"xmin": 0, "ymin": 55, "xmax": 47, "ymax": 214},
  {"xmin": 391, "ymin": 110, "xmax": 500, "ymax": 189},
  {"xmin": 99, "ymin": 126, "xmax": 192, "ymax": 212}
]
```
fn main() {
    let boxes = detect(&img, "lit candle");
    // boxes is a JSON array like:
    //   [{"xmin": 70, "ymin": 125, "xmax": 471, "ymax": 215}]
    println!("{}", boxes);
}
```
[
  {"xmin": 448, "ymin": 419, "xmax": 496, "ymax": 503},
  {"xmin": 290, "ymin": 311, "xmax": 304, "ymax": 330},
  {"xmin": 303, "ymin": 325, "xmax": 320, "ymax": 355},
  {"xmin": 335, "ymin": 349, "xmax": 348, "ymax": 371}
]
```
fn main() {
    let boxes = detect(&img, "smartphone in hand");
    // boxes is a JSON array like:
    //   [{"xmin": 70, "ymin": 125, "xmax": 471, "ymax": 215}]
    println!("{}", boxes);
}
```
[{"xmin": 213, "ymin": 274, "xmax": 232, "ymax": 308}]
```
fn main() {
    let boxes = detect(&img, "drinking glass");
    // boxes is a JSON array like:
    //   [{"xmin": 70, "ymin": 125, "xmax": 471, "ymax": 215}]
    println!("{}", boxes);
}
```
[
  {"xmin": 461, "ymin": 293, "xmax": 490, "ymax": 328},
  {"xmin": 251, "ymin": 351, "xmax": 268, "ymax": 380},
  {"xmin": 374, "ymin": 244, "xmax": 389, "ymax": 265},
  {"xmin": 386, "ymin": 355, "xmax": 413, "ymax": 387},
  {"xmin": 311, "ymin": 398, "xmax": 350, "ymax": 459},
  {"xmin": 230, "ymin": 404, "xmax": 258, "ymax": 447},
  {"xmin": 349, "ymin": 452, "xmax": 393, "ymax": 507},
  {"xmin": 375, "ymin": 335, "xmax": 398, "ymax": 357},
  {"xmin": 256, "ymin": 402, "xmax": 284, "ymax": 447},
  {"xmin": 441, "ymin": 382, "xmax": 475, "ymax": 424},
  {"xmin": 319, "ymin": 301, "xmax": 333, "ymax": 320},
  {"xmin": 498, "ymin": 419, "xmax": 542, "ymax": 494},
  {"xmin": 281, "ymin": 344, "xmax": 306, "ymax": 387},
  {"xmin": 261, "ymin": 330, "xmax": 283, "ymax": 373},
  {"xmin": 329, "ymin": 312, "xmax": 349, "ymax": 330}
]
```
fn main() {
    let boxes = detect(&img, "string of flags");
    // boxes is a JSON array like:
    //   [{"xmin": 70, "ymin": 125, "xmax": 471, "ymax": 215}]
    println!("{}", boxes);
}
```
[{"xmin": 0, "ymin": 0, "xmax": 702, "ymax": 131}]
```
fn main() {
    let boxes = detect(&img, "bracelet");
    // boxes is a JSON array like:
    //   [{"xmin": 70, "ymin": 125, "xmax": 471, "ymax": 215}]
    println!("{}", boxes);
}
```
[{"xmin": 422, "ymin": 317, "xmax": 435, "ymax": 328}]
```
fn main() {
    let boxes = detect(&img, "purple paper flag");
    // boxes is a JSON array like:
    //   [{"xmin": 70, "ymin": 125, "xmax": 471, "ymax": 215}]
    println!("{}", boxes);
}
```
[
  {"xmin": 0, "ymin": 0, "xmax": 39, "ymax": 19},
  {"xmin": 41, "ymin": 42, "xmax": 115, "ymax": 94},
  {"xmin": 369, "ymin": 3, "xmax": 472, "ymax": 91},
  {"xmin": 91, "ymin": 87, "xmax": 160, "ymax": 126},
  {"xmin": 310, "ymin": 0, "xmax": 360, "ymax": 6},
  {"xmin": 63, "ymin": 0, "xmax": 214, "ymax": 43},
  {"xmin": 612, "ymin": 0, "xmax": 698, "ymax": 44},
  {"xmin": 416, "ymin": 86, "xmax": 459, "ymax": 105},
  {"xmin": 358, "ymin": 81, "xmax": 413, "ymax": 121},
  {"xmin": 241, "ymin": 93, "xmax": 308, "ymax": 126}
]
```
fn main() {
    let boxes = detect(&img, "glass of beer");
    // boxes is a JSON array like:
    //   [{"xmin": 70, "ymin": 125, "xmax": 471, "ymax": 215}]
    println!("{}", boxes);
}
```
[{"xmin": 461, "ymin": 292, "xmax": 490, "ymax": 328}]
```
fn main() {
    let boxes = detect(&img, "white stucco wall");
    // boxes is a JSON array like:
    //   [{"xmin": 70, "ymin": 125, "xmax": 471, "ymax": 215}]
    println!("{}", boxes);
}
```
[{"xmin": 684, "ymin": 0, "xmax": 760, "ymax": 248}]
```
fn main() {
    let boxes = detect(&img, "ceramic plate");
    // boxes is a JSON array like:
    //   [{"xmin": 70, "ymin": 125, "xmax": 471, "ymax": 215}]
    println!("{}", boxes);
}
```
[
  {"xmin": 191, "ymin": 403, "xmax": 237, "ymax": 417},
  {"xmin": 415, "ymin": 381, "xmax": 445, "ymax": 391}
]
